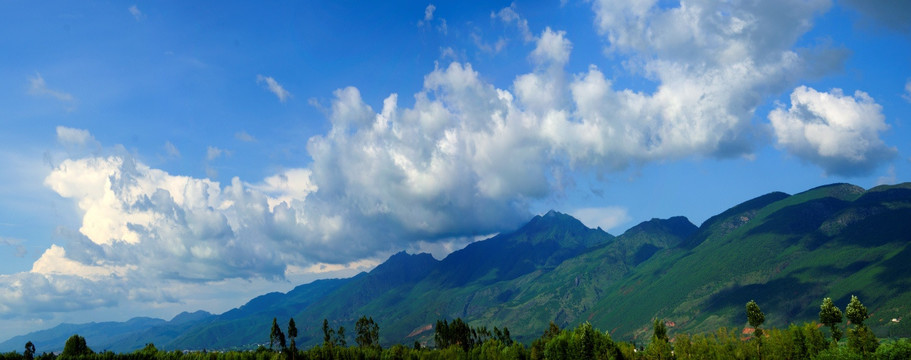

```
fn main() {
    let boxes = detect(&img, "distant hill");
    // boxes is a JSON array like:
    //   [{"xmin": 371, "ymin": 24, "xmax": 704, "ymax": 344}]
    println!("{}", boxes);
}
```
[{"xmin": 3, "ymin": 182, "xmax": 911, "ymax": 352}]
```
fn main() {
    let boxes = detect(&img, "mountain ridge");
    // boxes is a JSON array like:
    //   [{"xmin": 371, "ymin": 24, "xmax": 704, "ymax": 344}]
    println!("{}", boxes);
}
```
[{"xmin": 4, "ymin": 183, "xmax": 911, "ymax": 352}]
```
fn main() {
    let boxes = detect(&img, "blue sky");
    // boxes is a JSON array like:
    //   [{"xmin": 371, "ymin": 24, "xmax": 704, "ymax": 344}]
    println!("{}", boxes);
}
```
[{"xmin": 0, "ymin": 0, "xmax": 909, "ymax": 341}]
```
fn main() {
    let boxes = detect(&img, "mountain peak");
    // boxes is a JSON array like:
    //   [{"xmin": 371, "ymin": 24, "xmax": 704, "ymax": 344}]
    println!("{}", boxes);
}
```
[
  {"xmin": 368, "ymin": 251, "xmax": 438, "ymax": 282},
  {"xmin": 524, "ymin": 210, "xmax": 591, "ymax": 232},
  {"xmin": 170, "ymin": 310, "xmax": 213, "ymax": 324}
]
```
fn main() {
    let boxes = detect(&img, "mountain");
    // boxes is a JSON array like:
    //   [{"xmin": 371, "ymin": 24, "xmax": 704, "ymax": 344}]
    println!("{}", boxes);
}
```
[
  {"xmin": 588, "ymin": 183, "xmax": 911, "ymax": 339},
  {"xmin": 3, "ymin": 183, "xmax": 911, "ymax": 351},
  {"xmin": 0, "ymin": 316, "xmax": 171, "ymax": 353}
]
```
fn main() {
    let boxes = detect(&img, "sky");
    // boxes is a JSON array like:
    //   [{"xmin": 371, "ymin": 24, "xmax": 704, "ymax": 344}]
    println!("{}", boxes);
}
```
[{"xmin": 0, "ymin": 0, "xmax": 910, "ymax": 342}]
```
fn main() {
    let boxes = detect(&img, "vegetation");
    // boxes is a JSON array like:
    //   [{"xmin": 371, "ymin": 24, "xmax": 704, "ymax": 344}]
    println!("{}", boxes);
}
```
[{"xmin": 6, "ymin": 296, "xmax": 911, "ymax": 359}]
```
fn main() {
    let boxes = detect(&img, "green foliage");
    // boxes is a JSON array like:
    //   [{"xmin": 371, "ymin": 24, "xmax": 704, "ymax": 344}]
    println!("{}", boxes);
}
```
[
  {"xmin": 287, "ymin": 318, "xmax": 297, "ymax": 341},
  {"xmin": 746, "ymin": 300, "xmax": 765, "ymax": 335},
  {"xmin": 61, "ymin": 334, "xmax": 93, "ymax": 359},
  {"xmin": 135, "ymin": 343, "xmax": 158, "ymax": 356},
  {"xmin": 355, "ymin": 316, "xmax": 380, "ymax": 349},
  {"xmin": 23, "ymin": 342, "xmax": 34, "ymax": 360},
  {"xmin": 336, "ymin": 326, "xmax": 346, "ymax": 348},
  {"xmin": 845, "ymin": 295, "xmax": 868, "ymax": 327},
  {"xmin": 847, "ymin": 324, "xmax": 879, "ymax": 356},
  {"xmin": 818, "ymin": 297, "xmax": 843, "ymax": 345},
  {"xmin": 532, "ymin": 322, "xmax": 619, "ymax": 360},
  {"xmin": 434, "ymin": 318, "xmax": 477, "ymax": 352},
  {"xmin": 321, "ymin": 319, "xmax": 333, "ymax": 348},
  {"xmin": 652, "ymin": 319, "xmax": 668, "ymax": 343},
  {"xmin": 269, "ymin": 318, "xmax": 285, "ymax": 351},
  {"xmin": 814, "ymin": 344, "xmax": 864, "ymax": 360},
  {"xmin": 876, "ymin": 338, "xmax": 911, "ymax": 360}
]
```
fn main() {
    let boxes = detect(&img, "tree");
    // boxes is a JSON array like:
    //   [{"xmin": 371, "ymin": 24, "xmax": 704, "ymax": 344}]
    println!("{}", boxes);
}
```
[
  {"xmin": 337, "ymin": 326, "xmax": 347, "ymax": 347},
  {"xmin": 493, "ymin": 326, "xmax": 513, "ymax": 346},
  {"xmin": 845, "ymin": 295, "xmax": 868, "ymax": 327},
  {"xmin": 846, "ymin": 295, "xmax": 878, "ymax": 355},
  {"xmin": 287, "ymin": 318, "xmax": 298, "ymax": 359},
  {"xmin": 646, "ymin": 319, "xmax": 671, "ymax": 359},
  {"xmin": 653, "ymin": 319, "xmax": 668, "ymax": 343},
  {"xmin": 60, "ymin": 334, "xmax": 93, "ymax": 359},
  {"xmin": 355, "ymin": 316, "xmax": 380, "ymax": 348},
  {"xmin": 24, "ymin": 341, "xmax": 35, "ymax": 360},
  {"xmin": 819, "ymin": 297, "xmax": 844, "ymax": 346},
  {"xmin": 747, "ymin": 300, "xmax": 766, "ymax": 360},
  {"xmin": 322, "ymin": 319, "xmax": 335, "ymax": 347},
  {"xmin": 270, "ymin": 317, "xmax": 286, "ymax": 351},
  {"xmin": 136, "ymin": 343, "xmax": 158, "ymax": 356}
]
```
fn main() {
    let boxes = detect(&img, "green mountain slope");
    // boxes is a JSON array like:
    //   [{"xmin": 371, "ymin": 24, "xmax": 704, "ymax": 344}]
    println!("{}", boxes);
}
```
[{"xmin": 590, "ymin": 183, "xmax": 911, "ymax": 340}]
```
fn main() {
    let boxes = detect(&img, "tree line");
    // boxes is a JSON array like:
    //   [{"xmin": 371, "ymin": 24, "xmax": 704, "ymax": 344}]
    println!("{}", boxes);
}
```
[{"xmin": 3, "ymin": 295, "xmax": 911, "ymax": 359}]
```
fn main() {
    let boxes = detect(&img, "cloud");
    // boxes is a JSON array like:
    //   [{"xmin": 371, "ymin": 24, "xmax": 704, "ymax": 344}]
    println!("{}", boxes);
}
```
[
  {"xmin": 256, "ymin": 75, "xmax": 291, "ymax": 103},
  {"xmin": 206, "ymin": 146, "xmax": 229, "ymax": 161},
  {"xmin": 42, "ymin": 152, "xmax": 320, "ymax": 282},
  {"xmin": 877, "ymin": 165, "xmax": 897, "ymax": 186},
  {"xmin": 493, "ymin": 3, "xmax": 534, "ymax": 42},
  {"xmin": 418, "ymin": 4, "xmax": 447, "ymax": 34},
  {"xmin": 842, "ymin": 0, "xmax": 911, "ymax": 33},
  {"xmin": 0, "ymin": 237, "xmax": 26, "ymax": 257},
  {"xmin": 235, "ymin": 131, "xmax": 256, "ymax": 142},
  {"xmin": 904, "ymin": 79, "xmax": 911, "ymax": 102},
  {"xmin": 419, "ymin": 4, "xmax": 435, "ymax": 25},
  {"xmin": 769, "ymin": 86, "xmax": 896, "ymax": 176},
  {"xmin": 0, "ymin": 272, "xmax": 123, "ymax": 315},
  {"xmin": 28, "ymin": 73, "xmax": 76, "ymax": 109},
  {"xmin": 570, "ymin": 207, "xmax": 632, "ymax": 232},
  {"xmin": 128, "ymin": 5, "xmax": 143, "ymax": 21},
  {"xmin": 164, "ymin": 141, "xmax": 181, "ymax": 158},
  {"xmin": 530, "ymin": 27, "xmax": 571, "ymax": 66},
  {"xmin": 56, "ymin": 126, "xmax": 96, "ymax": 147}
]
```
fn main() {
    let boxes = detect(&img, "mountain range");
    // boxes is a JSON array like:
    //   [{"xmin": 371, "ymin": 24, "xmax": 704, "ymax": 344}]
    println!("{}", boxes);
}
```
[{"xmin": 3, "ymin": 182, "xmax": 910, "ymax": 352}]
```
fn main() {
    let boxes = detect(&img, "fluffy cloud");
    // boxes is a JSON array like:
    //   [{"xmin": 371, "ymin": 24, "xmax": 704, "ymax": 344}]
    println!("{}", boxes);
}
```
[
  {"xmin": 41, "ymin": 154, "xmax": 329, "ymax": 281},
  {"xmin": 256, "ymin": 75, "xmax": 291, "ymax": 103},
  {"xmin": 0, "ymin": 272, "xmax": 123, "ymax": 315},
  {"xmin": 769, "ymin": 86, "xmax": 896, "ymax": 176}
]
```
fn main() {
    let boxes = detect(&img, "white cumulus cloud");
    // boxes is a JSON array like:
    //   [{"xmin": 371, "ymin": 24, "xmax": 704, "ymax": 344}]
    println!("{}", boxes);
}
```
[{"xmin": 769, "ymin": 86, "xmax": 896, "ymax": 176}]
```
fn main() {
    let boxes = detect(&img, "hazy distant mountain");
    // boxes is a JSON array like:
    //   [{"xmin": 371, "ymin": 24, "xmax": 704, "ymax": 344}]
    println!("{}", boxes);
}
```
[{"xmin": 4, "ymin": 182, "xmax": 911, "ymax": 352}]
